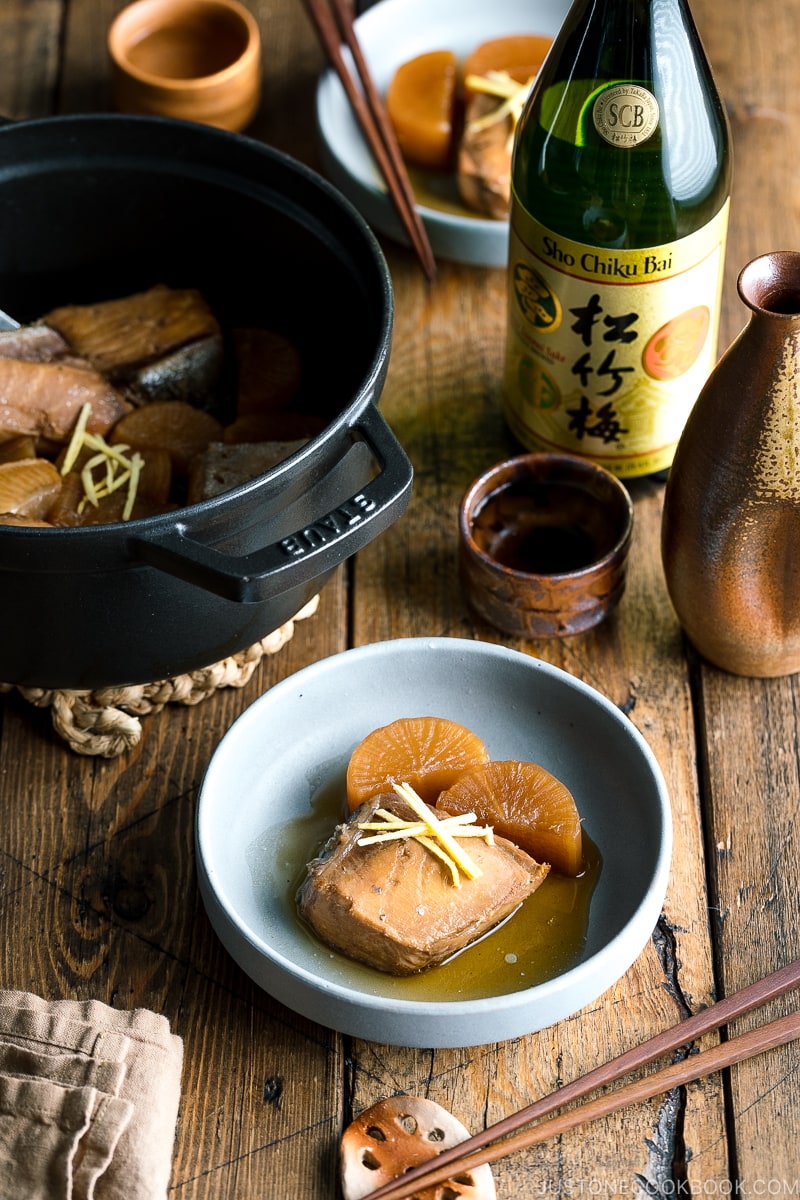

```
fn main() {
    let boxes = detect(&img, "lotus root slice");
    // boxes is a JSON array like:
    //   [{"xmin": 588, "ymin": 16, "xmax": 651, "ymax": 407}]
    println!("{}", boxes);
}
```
[{"xmin": 340, "ymin": 1094, "xmax": 496, "ymax": 1200}]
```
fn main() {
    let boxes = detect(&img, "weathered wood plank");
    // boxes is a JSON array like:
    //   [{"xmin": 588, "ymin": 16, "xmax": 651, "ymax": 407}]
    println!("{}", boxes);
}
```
[
  {"xmin": 685, "ymin": 0, "xmax": 800, "ymax": 1187},
  {"xmin": 0, "ymin": 0, "xmax": 63, "ymax": 119},
  {"xmin": 0, "ymin": 591, "xmax": 348, "ymax": 1198},
  {"xmin": 2, "ymin": 0, "xmax": 798, "ymax": 1195}
]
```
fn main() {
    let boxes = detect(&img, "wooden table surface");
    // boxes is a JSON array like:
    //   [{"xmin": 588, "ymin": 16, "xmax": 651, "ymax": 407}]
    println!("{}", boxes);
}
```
[{"xmin": 2, "ymin": 0, "xmax": 799, "ymax": 1194}]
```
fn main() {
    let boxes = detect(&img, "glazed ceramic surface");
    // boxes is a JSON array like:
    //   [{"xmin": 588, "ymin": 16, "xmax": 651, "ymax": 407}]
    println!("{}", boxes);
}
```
[
  {"xmin": 315, "ymin": 0, "xmax": 570, "ymax": 267},
  {"xmin": 662, "ymin": 251, "xmax": 800, "ymax": 677},
  {"xmin": 459, "ymin": 452, "xmax": 634, "ymax": 638},
  {"xmin": 196, "ymin": 637, "xmax": 672, "ymax": 1048}
]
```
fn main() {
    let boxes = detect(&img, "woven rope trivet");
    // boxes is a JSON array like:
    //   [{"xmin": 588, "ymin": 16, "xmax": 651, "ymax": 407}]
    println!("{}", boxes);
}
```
[{"xmin": 0, "ymin": 595, "xmax": 319, "ymax": 759}]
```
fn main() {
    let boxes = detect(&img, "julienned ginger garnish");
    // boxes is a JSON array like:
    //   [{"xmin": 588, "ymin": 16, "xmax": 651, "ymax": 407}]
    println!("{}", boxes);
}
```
[
  {"xmin": 465, "ymin": 70, "xmax": 534, "ymax": 147},
  {"xmin": 356, "ymin": 781, "xmax": 494, "ymax": 887},
  {"xmin": 61, "ymin": 401, "xmax": 144, "ymax": 520}
]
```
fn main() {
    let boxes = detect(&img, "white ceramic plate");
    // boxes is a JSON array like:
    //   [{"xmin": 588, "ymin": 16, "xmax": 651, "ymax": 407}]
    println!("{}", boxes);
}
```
[
  {"xmin": 196, "ymin": 637, "xmax": 672, "ymax": 1048},
  {"xmin": 315, "ymin": 0, "xmax": 570, "ymax": 267}
]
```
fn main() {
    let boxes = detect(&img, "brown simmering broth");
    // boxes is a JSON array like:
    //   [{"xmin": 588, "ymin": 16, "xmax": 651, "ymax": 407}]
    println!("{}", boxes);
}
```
[
  {"xmin": 269, "ymin": 772, "xmax": 601, "ymax": 1003},
  {"xmin": 405, "ymin": 165, "xmax": 480, "ymax": 220}
]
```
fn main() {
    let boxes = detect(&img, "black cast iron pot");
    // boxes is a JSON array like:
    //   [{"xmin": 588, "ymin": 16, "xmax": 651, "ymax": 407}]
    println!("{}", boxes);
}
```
[{"xmin": 0, "ymin": 114, "xmax": 412, "ymax": 690}]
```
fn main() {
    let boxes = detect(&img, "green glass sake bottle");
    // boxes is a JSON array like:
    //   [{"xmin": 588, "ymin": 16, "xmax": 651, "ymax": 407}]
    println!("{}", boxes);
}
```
[{"xmin": 504, "ymin": 0, "xmax": 731, "ymax": 478}]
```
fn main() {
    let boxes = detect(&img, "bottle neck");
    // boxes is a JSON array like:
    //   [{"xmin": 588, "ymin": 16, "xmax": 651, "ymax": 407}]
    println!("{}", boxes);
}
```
[{"xmin": 511, "ymin": 0, "xmax": 730, "ymax": 247}]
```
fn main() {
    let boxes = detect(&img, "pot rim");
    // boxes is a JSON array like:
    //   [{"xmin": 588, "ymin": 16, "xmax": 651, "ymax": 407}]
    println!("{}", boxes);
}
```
[{"xmin": 0, "ymin": 112, "xmax": 395, "ymax": 539}]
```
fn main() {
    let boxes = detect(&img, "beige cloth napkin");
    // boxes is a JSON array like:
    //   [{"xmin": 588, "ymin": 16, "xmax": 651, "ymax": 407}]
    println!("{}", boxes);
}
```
[{"xmin": 0, "ymin": 992, "xmax": 183, "ymax": 1200}]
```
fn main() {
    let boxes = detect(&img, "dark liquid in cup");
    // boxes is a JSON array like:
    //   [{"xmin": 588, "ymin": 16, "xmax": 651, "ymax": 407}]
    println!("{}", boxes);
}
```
[
  {"xmin": 490, "ymin": 519, "xmax": 597, "ymax": 574},
  {"xmin": 471, "ymin": 480, "xmax": 607, "ymax": 575}
]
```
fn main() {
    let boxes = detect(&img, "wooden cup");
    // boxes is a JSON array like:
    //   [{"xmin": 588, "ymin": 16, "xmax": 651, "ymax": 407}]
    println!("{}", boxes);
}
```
[{"xmin": 108, "ymin": 0, "xmax": 261, "ymax": 132}]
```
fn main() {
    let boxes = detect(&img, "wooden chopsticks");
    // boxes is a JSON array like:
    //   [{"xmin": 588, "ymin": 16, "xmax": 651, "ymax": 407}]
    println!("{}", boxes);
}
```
[
  {"xmin": 302, "ymin": 0, "xmax": 437, "ymax": 281},
  {"xmin": 362, "ymin": 957, "xmax": 800, "ymax": 1200}
]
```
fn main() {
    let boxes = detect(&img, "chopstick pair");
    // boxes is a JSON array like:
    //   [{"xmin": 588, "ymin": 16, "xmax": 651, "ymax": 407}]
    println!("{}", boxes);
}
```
[
  {"xmin": 362, "ymin": 957, "xmax": 800, "ymax": 1200},
  {"xmin": 302, "ymin": 0, "xmax": 437, "ymax": 281}
]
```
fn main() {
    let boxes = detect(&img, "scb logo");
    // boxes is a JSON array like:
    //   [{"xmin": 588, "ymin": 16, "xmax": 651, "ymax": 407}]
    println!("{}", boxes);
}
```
[
  {"xmin": 604, "ymin": 101, "xmax": 647, "ymax": 129},
  {"xmin": 593, "ymin": 84, "xmax": 659, "ymax": 146}
]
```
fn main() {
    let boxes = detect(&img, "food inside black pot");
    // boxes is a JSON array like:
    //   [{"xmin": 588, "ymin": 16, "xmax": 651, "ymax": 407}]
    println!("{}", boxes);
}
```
[
  {"xmin": 0, "ymin": 115, "xmax": 410, "ymax": 689},
  {"xmin": 0, "ymin": 283, "xmax": 330, "ymax": 525}
]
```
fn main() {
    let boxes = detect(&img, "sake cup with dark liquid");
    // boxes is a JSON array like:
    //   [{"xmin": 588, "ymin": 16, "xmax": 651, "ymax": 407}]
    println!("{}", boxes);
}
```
[{"xmin": 459, "ymin": 452, "xmax": 634, "ymax": 638}]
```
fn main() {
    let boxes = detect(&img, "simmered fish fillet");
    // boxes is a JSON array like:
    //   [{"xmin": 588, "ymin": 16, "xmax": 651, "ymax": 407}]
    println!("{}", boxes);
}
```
[
  {"xmin": 43, "ymin": 284, "xmax": 225, "ymax": 406},
  {"xmin": 0, "ymin": 358, "xmax": 131, "ymax": 443},
  {"xmin": 0, "ymin": 323, "xmax": 72, "ymax": 363},
  {"xmin": 457, "ymin": 92, "xmax": 514, "ymax": 220},
  {"xmin": 297, "ymin": 794, "xmax": 549, "ymax": 975},
  {"xmin": 43, "ymin": 284, "xmax": 221, "ymax": 374}
]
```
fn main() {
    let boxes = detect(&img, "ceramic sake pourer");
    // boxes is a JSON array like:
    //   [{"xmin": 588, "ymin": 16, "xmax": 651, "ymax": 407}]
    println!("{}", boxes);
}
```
[{"xmin": 662, "ymin": 250, "xmax": 800, "ymax": 677}]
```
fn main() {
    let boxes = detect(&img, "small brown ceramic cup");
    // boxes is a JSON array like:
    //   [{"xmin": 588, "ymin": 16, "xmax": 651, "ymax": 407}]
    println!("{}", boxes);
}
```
[
  {"xmin": 108, "ymin": 0, "xmax": 261, "ymax": 132},
  {"xmin": 459, "ymin": 452, "xmax": 634, "ymax": 639}
]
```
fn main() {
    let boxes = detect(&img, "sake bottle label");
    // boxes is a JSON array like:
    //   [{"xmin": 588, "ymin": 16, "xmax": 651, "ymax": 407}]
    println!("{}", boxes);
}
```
[
  {"xmin": 504, "ymin": 200, "xmax": 730, "ymax": 477},
  {"xmin": 591, "ymin": 83, "xmax": 660, "ymax": 146}
]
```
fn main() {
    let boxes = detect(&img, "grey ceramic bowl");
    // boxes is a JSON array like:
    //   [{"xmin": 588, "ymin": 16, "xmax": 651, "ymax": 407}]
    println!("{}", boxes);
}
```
[
  {"xmin": 315, "ymin": 0, "xmax": 570, "ymax": 267},
  {"xmin": 195, "ymin": 637, "xmax": 672, "ymax": 1048}
]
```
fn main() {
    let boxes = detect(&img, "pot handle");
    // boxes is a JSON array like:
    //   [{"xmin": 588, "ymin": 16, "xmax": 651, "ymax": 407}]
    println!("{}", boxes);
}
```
[{"xmin": 130, "ymin": 403, "xmax": 412, "ymax": 602}]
